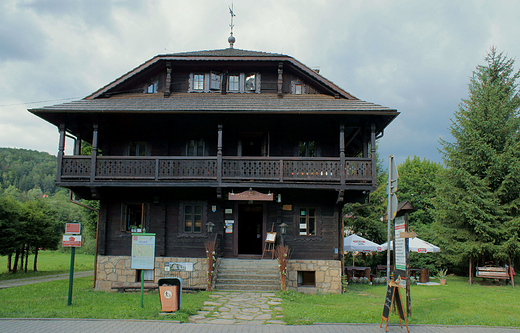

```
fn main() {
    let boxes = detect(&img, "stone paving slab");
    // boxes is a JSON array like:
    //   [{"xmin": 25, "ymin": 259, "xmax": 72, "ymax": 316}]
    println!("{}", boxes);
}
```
[
  {"xmin": 191, "ymin": 291, "xmax": 284, "ymax": 325},
  {"xmin": 1, "ymin": 319, "xmax": 519, "ymax": 333}
]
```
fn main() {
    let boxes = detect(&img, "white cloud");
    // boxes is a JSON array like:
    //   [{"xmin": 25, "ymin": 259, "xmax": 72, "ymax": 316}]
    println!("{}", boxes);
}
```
[{"xmin": 1, "ymin": 0, "xmax": 520, "ymax": 165}]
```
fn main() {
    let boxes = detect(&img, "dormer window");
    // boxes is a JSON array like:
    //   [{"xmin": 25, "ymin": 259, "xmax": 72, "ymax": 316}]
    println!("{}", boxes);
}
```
[
  {"xmin": 146, "ymin": 82, "xmax": 158, "ymax": 94},
  {"xmin": 295, "ymin": 84, "xmax": 302, "ymax": 95},
  {"xmin": 246, "ymin": 74, "xmax": 256, "ymax": 91},
  {"xmin": 210, "ymin": 72, "xmax": 222, "ymax": 90},
  {"xmin": 193, "ymin": 74, "xmax": 204, "ymax": 90},
  {"xmin": 228, "ymin": 75, "xmax": 239, "ymax": 91}
]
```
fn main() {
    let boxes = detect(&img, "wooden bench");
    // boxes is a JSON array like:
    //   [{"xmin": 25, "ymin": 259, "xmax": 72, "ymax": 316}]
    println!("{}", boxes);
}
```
[
  {"xmin": 476, "ymin": 266, "xmax": 510, "ymax": 280},
  {"xmin": 111, "ymin": 283, "xmax": 158, "ymax": 293}
]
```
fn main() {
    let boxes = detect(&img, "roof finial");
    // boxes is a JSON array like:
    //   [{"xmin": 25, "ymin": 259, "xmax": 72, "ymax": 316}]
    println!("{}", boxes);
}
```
[{"xmin": 228, "ymin": 3, "xmax": 236, "ymax": 48}]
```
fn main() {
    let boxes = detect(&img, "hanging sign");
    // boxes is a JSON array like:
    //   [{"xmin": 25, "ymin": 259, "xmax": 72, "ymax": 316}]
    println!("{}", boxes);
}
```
[
  {"xmin": 131, "ymin": 233, "xmax": 156, "ymax": 270},
  {"xmin": 228, "ymin": 189, "xmax": 273, "ymax": 201}
]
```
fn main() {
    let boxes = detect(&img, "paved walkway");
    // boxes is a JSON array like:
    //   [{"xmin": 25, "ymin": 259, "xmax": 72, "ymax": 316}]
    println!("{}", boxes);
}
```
[
  {"xmin": 188, "ymin": 291, "xmax": 284, "ymax": 324},
  {"xmin": 0, "ymin": 271, "xmax": 94, "ymax": 289},
  {"xmin": 1, "ymin": 319, "xmax": 519, "ymax": 333}
]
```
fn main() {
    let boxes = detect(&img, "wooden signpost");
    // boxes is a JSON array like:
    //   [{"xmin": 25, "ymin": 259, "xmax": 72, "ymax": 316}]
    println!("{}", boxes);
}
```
[{"xmin": 380, "ymin": 280, "xmax": 409, "ymax": 332}]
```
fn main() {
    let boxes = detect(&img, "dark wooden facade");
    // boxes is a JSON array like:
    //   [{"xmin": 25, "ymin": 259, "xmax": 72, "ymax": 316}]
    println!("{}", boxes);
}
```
[{"xmin": 30, "ymin": 48, "xmax": 398, "ymax": 262}]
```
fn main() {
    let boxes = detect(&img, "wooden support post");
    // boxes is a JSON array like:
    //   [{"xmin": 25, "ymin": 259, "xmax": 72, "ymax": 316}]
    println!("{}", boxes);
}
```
[
  {"xmin": 90, "ymin": 124, "xmax": 98, "ymax": 183},
  {"xmin": 340, "ymin": 124, "xmax": 345, "ymax": 185},
  {"xmin": 277, "ymin": 62, "xmax": 283, "ymax": 98},
  {"xmin": 164, "ymin": 62, "xmax": 171, "ymax": 97},
  {"xmin": 57, "ymin": 123, "xmax": 66, "ymax": 183},
  {"xmin": 217, "ymin": 124, "xmax": 223, "ymax": 185},
  {"xmin": 74, "ymin": 133, "xmax": 82, "ymax": 155}
]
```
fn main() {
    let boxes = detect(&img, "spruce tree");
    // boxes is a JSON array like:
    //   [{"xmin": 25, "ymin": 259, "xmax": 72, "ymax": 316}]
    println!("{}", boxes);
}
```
[{"xmin": 435, "ymin": 48, "xmax": 520, "ymax": 279}]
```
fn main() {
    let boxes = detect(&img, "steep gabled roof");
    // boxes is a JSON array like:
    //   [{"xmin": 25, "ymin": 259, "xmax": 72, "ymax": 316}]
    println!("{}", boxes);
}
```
[{"xmin": 86, "ymin": 48, "xmax": 356, "ymax": 100}]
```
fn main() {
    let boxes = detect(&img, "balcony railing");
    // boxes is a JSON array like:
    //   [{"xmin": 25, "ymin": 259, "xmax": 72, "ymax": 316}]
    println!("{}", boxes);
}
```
[{"xmin": 60, "ymin": 155, "xmax": 373, "ymax": 185}]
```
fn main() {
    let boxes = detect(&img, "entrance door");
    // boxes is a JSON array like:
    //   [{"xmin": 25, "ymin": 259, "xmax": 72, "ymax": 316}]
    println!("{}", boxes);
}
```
[{"xmin": 237, "ymin": 204, "xmax": 264, "ymax": 255}]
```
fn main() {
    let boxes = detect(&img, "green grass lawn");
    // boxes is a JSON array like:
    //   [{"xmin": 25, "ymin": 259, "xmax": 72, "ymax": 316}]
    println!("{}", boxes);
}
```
[
  {"xmin": 0, "ymin": 251, "xmax": 95, "ymax": 281},
  {"xmin": 0, "ymin": 276, "xmax": 208, "ymax": 322},
  {"xmin": 280, "ymin": 276, "xmax": 520, "ymax": 327}
]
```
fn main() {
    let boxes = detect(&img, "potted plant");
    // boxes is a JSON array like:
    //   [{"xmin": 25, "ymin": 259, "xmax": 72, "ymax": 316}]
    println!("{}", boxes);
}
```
[{"xmin": 437, "ymin": 268, "xmax": 447, "ymax": 285}]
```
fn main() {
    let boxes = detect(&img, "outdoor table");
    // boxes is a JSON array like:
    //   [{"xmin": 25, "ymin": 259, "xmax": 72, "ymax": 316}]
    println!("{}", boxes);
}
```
[{"xmin": 345, "ymin": 266, "xmax": 371, "ymax": 279}]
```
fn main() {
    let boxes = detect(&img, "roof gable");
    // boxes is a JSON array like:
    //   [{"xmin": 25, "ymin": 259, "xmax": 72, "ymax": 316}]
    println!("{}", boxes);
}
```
[{"xmin": 86, "ymin": 48, "xmax": 356, "ymax": 100}]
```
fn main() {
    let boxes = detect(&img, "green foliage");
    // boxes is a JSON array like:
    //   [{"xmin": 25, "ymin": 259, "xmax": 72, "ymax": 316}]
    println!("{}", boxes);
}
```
[
  {"xmin": 343, "ymin": 144, "xmax": 387, "ymax": 244},
  {"xmin": 397, "ymin": 156, "xmax": 444, "ymax": 271},
  {"xmin": 280, "ymin": 276, "xmax": 520, "ymax": 326},
  {"xmin": 436, "ymin": 48, "xmax": 520, "ymax": 272},
  {"xmin": 0, "ymin": 148, "xmax": 57, "ymax": 196},
  {"xmin": 0, "ymin": 197, "xmax": 22, "ymax": 256}
]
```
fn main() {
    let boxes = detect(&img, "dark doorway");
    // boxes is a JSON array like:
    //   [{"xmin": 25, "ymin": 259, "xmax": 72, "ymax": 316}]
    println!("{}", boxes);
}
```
[
  {"xmin": 239, "ymin": 133, "xmax": 266, "ymax": 157},
  {"xmin": 237, "ymin": 204, "xmax": 263, "ymax": 255}
]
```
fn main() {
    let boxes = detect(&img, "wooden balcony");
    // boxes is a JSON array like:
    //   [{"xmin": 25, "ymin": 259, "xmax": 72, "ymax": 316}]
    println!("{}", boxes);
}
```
[{"xmin": 59, "ymin": 155, "xmax": 375, "ymax": 190}]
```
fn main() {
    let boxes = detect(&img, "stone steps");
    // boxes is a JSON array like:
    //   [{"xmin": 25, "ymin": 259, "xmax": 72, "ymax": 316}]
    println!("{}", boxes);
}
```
[{"xmin": 215, "ymin": 259, "xmax": 281, "ymax": 292}]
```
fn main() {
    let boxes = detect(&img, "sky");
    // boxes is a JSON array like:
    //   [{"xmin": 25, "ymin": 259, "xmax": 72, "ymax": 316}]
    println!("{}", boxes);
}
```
[{"xmin": 1, "ymin": 0, "xmax": 520, "ymax": 168}]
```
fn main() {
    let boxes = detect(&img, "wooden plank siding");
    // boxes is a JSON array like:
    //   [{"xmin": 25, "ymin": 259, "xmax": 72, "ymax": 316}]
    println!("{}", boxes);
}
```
[{"xmin": 97, "ymin": 188, "xmax": 343, "ymax": 261}]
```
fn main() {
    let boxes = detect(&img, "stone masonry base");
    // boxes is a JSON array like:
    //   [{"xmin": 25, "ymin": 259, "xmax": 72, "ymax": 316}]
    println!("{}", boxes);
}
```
[
  {"xmin": 96, "ymin": 255, "xmax": 208, "ymax": 291},
  {"xmin": 287, "ymin": 259, "xmax": 342, "ymax": 294}
]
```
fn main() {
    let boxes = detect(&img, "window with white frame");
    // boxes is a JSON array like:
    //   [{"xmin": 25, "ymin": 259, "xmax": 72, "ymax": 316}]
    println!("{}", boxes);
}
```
[
  {"xmin": 210, "ymin": 72, "xmax": 222, "ymax": 90},
  {"xmin": 193, "ymin": 74, "xmax": 204, "ymax": 90},
  {"xmin": 245, "ymin": 74, "xmax": 256, "ymax": 91},
  {"xmin": 228, "ymin": 75, "xmax": 239, "ymax": 91}
]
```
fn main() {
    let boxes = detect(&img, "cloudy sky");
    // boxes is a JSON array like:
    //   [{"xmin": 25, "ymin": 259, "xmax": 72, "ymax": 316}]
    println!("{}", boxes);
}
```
[{"xmin": 1, "ymin": 0, "xmax": 520, "ymax": 167}]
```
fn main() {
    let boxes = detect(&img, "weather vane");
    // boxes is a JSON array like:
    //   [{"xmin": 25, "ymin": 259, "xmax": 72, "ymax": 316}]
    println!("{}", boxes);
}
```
[{"xmin": 228, "ymin": 3, "xmax": 236, "ymax": 48}]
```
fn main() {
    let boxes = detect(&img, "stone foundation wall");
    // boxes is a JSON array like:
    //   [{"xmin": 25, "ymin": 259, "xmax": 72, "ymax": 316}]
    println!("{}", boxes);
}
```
[
  {"xmin": 287, "ymin": 259, "xmax": 342, "ymax": 294},
  {"xmin": 96, "ymin": 255, "xmax": 208, "ymax": 291}
]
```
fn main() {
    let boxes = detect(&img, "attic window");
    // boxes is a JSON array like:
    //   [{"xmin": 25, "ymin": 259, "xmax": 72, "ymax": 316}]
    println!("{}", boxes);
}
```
[
  {"xmin": 228, "ymin": 75, "xmax": 239, "ymax": 91},
  {"xmin": 210, "ymin": 72, "xmax": 222, "ymax": 90},
  {"xmin": 193, "ymin": 74, "xmax": 204, "ymax": 90},
  {"xmin": 295, "ymin": 84, "xmax": 302, "ymax": 95},
  {"xmin": 146, "ymin": 82, "xmax": 158, "ymax": 94},
  {"xmin": 246, "ymin": 74, "xmax": 256, "ymax": 91}
]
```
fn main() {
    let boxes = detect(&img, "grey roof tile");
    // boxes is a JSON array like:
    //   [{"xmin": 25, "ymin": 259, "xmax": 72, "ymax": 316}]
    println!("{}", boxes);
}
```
[{"xmin": 30, "ymin": 93, "xmax": 397, "ymax": 114}]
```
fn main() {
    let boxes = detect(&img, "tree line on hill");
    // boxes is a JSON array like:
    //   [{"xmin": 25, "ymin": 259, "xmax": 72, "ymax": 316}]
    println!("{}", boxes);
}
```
[
  {"xmin": 345, "ymin": 48, "xmax": 520, "ymax": 279},
  {"xmin": 0, "ymin": 148, "xmax": 97, "ymax": 273}
]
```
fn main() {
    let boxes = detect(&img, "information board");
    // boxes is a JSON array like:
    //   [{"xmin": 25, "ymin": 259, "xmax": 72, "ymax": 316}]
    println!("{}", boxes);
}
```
[
  {"xmin": 62, "ymin": 235, "xmax": 82, "ymax": 247},
  {"xmin": 131, "ymin": 233, "xmax": 156, "ymax": 270},
  {"xmin": 394, "ymin": 216, "xmax": 406, "ymax": 271}
]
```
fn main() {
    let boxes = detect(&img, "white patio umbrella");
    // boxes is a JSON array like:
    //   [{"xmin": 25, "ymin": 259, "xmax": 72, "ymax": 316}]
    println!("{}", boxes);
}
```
[
  {"xmin": 344, "ymin": 234, "xmax": 384, "ymax": 266},
  {"xmin": 380, "ymin": 237, "xmax": 441, "ymax": 253}
]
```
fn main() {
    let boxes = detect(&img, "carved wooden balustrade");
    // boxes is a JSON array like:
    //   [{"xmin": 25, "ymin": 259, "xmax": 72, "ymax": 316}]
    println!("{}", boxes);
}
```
[{"xmin": 60, "ymin": 155, "xmax": 373, "ymax": 185}]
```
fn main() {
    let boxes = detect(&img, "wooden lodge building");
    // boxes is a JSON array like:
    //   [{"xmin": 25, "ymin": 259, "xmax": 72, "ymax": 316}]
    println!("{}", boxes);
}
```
[{"xmin": 30, "ymin": 44, "xmax": 398, "ymax": 293}]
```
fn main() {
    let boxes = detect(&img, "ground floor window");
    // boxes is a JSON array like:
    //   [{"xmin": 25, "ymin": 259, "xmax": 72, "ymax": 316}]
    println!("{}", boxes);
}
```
[
  {"xmin": 181, "ymin": 202, "xmax": 206, "ymax": 234},
  {"xmin": 298, "ymin": 271, "xmax": 316, "ymax": 287},
  {"xmin": 299, "ymin": 207, "xmax": 316, "ymax": 235},
  {"xmin": 121, "ymin": 203, "xmax": 144, "ymax": 232}
]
